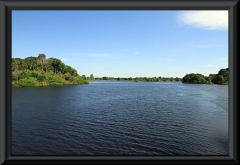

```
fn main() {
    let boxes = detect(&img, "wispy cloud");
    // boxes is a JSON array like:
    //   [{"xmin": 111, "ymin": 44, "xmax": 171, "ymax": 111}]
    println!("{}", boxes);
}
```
[
  {"xmin": 122, "ymin": 50, "xmax": 128, "ymax": 52},
  {"xmin": 177, "ymin": 10, "xmax": 228, "ymax": 30},
  {"xmin": 207, "ymin": 64, "xmax": 215, "ymax": 67},
  {"xmin": 71, "ymin": 53, "xmax": 81, "ymax": 56},
  {"xmin": 61, "ymin": 59, "xmax": 72, "ymax": 61},
  {"xmin": 207, "ymin": 64, "xmax": 227, "ymax": 68},
  {"xmin": 217, "ymin": 57, "xmax": 228, "ymax": 60},
  {"xmin": 190, "ymin": 44, "xmax": 227, "ymax": 48},
  {"xmin": 175, "ymin": 44, "xmax": 227, "ymax": 52},
  {"xmin": 196, "ymin": 64, "xmax": 227, "ymax": 68},
  {"xmin": 90, "ymin": 53, "xmax": 112, "ymax": 57},
  {"xmin": 190, "ymin": 45, "xmax": 209, "ymax": 48}
]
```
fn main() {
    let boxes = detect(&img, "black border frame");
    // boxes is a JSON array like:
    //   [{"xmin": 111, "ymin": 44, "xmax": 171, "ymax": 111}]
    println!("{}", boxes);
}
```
[{"xmin": 0, "ymin": 0, "xmax": 239, "ymax": 164}]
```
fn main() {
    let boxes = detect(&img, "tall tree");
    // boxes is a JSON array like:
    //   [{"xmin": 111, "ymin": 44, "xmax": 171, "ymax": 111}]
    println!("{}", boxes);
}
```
[
  {"xmin": 37, "ymin": 54, "xmax": 47, "ymax": 71},
  {"xmin": 90, "ymin": 74, "xmax": 94, "ymax": 81},
  {"xmin": 44, "ymin": 59, "xmax": 51, "ymax": 72},
  {"xmin": 49, "ymin": 58, "xmax": 62, "ymax": 74},
  {"xmin": 82, "ymin": 75, "xmax": 86, "ymax": 80}
]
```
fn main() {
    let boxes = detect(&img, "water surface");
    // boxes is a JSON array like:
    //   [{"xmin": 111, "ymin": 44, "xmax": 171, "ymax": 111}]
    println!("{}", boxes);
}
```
[{"xmin": 12, "ymin": 81, "xmax": 228, "ymax": 155}]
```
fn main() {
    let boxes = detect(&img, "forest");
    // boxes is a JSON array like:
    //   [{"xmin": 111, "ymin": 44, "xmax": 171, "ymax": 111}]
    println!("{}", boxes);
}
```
[
  {"xmin": 182, "ymin": 68, "xmax": 228, "ymax": 85},
  {"xmin": 12, "ymin": 54, "xmax": 92, "ymax": 87}
]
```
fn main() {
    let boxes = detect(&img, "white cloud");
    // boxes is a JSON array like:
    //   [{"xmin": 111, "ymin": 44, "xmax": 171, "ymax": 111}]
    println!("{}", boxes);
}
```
[
  {"xmin": 196, "ymin": 64, "xmax": 226, "ymax": 68},
  {"xmin": 122, "ymin": 50, "xmax": 128, "ymax": 52},
  {"xmin": 207, "ymin": 64, "xmax": 225, "ymax": 67},
  {"xmin": 61, "ymin": 59, "xmax": 72, "ymax": 61},
  {"xmin": 90, "ymin": 53, "xmax": 112, "ymax": 57},
  {"xmin": 178, "ymin": 10, "xmax": 228, "ymax": 30}
]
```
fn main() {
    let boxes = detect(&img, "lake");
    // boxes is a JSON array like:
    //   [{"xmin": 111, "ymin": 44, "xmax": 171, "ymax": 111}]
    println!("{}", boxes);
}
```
[{"xmin": 12, "ymin": 81, "xmax": 228, "ymax": 155}]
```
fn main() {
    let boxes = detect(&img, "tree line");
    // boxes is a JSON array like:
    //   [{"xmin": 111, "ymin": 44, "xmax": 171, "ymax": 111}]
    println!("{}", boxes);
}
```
[
  {"xmin": 94, "ymin": 76, "xmax": 182, "ymax": 82},
  {"xmin": 12, "ymin": 54, "xmax": 90, "ymax": 87},
  {"xmin": 182, "ymin": 68, "xmax": 228, "ymax": 85},
  {"xmin": 12, "ymin": 54, "xmax": 228, "ymax": 87},
  {"xmin": 94, "ymin": 68, "xmax": 228, "ymax": 85}
]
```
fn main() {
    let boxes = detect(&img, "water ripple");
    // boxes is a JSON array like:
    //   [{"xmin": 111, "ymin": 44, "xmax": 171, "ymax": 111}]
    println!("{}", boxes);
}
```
[{"xmin": 12, "ymin": 82, "xmax": 228, "ymax": 155}]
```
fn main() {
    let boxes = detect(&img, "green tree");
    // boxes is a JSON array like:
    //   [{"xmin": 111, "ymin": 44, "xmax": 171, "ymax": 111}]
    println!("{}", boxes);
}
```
[
  {"xmin": 18, "ymin": 59, "xmax": 28, "ymax": 70},
  {"xmin": 12, "ymin": 58, "xmax": 21, "ymax": 71},
  {"xmin": 37, "ymin": 54, "xmax": 47, "ymax": 71},
  {"xmin": 49, "ymin": 58, "xmax": 62, "ymax": 74},
  {"xmin": 44, "ymin": 59, "xmax": 52, "ymax": 72},
  {"xmin": 64, "ymin": 72, "xmax": 72, "ymax": 81},
  {"xmin": 12, "ymin": 54, "xmax": 90, "ymax": 87},
  {"xmin": 182, "ymin": 73, "xmax": 208, "ymax": 84},
  {"xmin": 24, "ymin": 57, "xmax": 38, "ymax": 71},
  {"xmin": 90, "ymin": 74, "xmax": 94, "ymax": 81},
  {"xmin": 182, "ymin": 68, "xmax": 228, "ymax": 85},
  {"xmin": 216, "ymin": 75, "xmax": 225, "ymax": 84},
  {"xmin": 218, "ymin": 68, "xmax": 228, "ymax": 83},
  {"xmin": 82, "ymin": 75, "xmax": 86, "ymax": 80},
  {"xmin": 218, "ymin": 68, "xmax": 228, "ymax": 77},
  {"xmin": 102, "ymin": 76, "xmax": 108, "ymax": 80}
]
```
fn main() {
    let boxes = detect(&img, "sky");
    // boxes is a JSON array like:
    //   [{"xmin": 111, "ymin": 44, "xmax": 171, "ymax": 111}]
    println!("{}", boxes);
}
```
[{"xmin": 12, "ymin": 10, "xmax": 228, "ymax": 78}]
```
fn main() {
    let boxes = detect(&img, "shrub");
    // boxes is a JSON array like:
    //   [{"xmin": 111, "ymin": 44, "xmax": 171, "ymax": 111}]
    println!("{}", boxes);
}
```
[{"xmin": 15, "ymin": 77, "xmax": 38, "ymax": 87}]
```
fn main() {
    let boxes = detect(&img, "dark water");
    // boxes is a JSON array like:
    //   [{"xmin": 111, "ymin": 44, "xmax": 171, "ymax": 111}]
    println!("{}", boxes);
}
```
[{"xmin": 12, "ymin": 81, "xmax": 228, "ymax": 155}]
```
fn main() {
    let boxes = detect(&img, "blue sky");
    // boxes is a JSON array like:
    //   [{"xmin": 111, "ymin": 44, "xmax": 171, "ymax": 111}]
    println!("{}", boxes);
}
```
[{"xmin": 12, "ymin": 10, "xmax": 228, "ymax": 78}]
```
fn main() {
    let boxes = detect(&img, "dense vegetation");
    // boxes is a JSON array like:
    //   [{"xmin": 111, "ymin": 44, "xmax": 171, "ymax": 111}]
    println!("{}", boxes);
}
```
[
  {"xmin": 95, "ymin": 76, "xmax": 182, "ymax": 82},
  {"xmin": 12, "ymin": 54, "xmax": 228, "ymax": 86},
  {"xmin": 182, "ymin": 68, "xmax": 228, "ymax": 85},
  {"xmin": 12, "ymin": 54, "xmax": 91, "ymax": 87}
]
